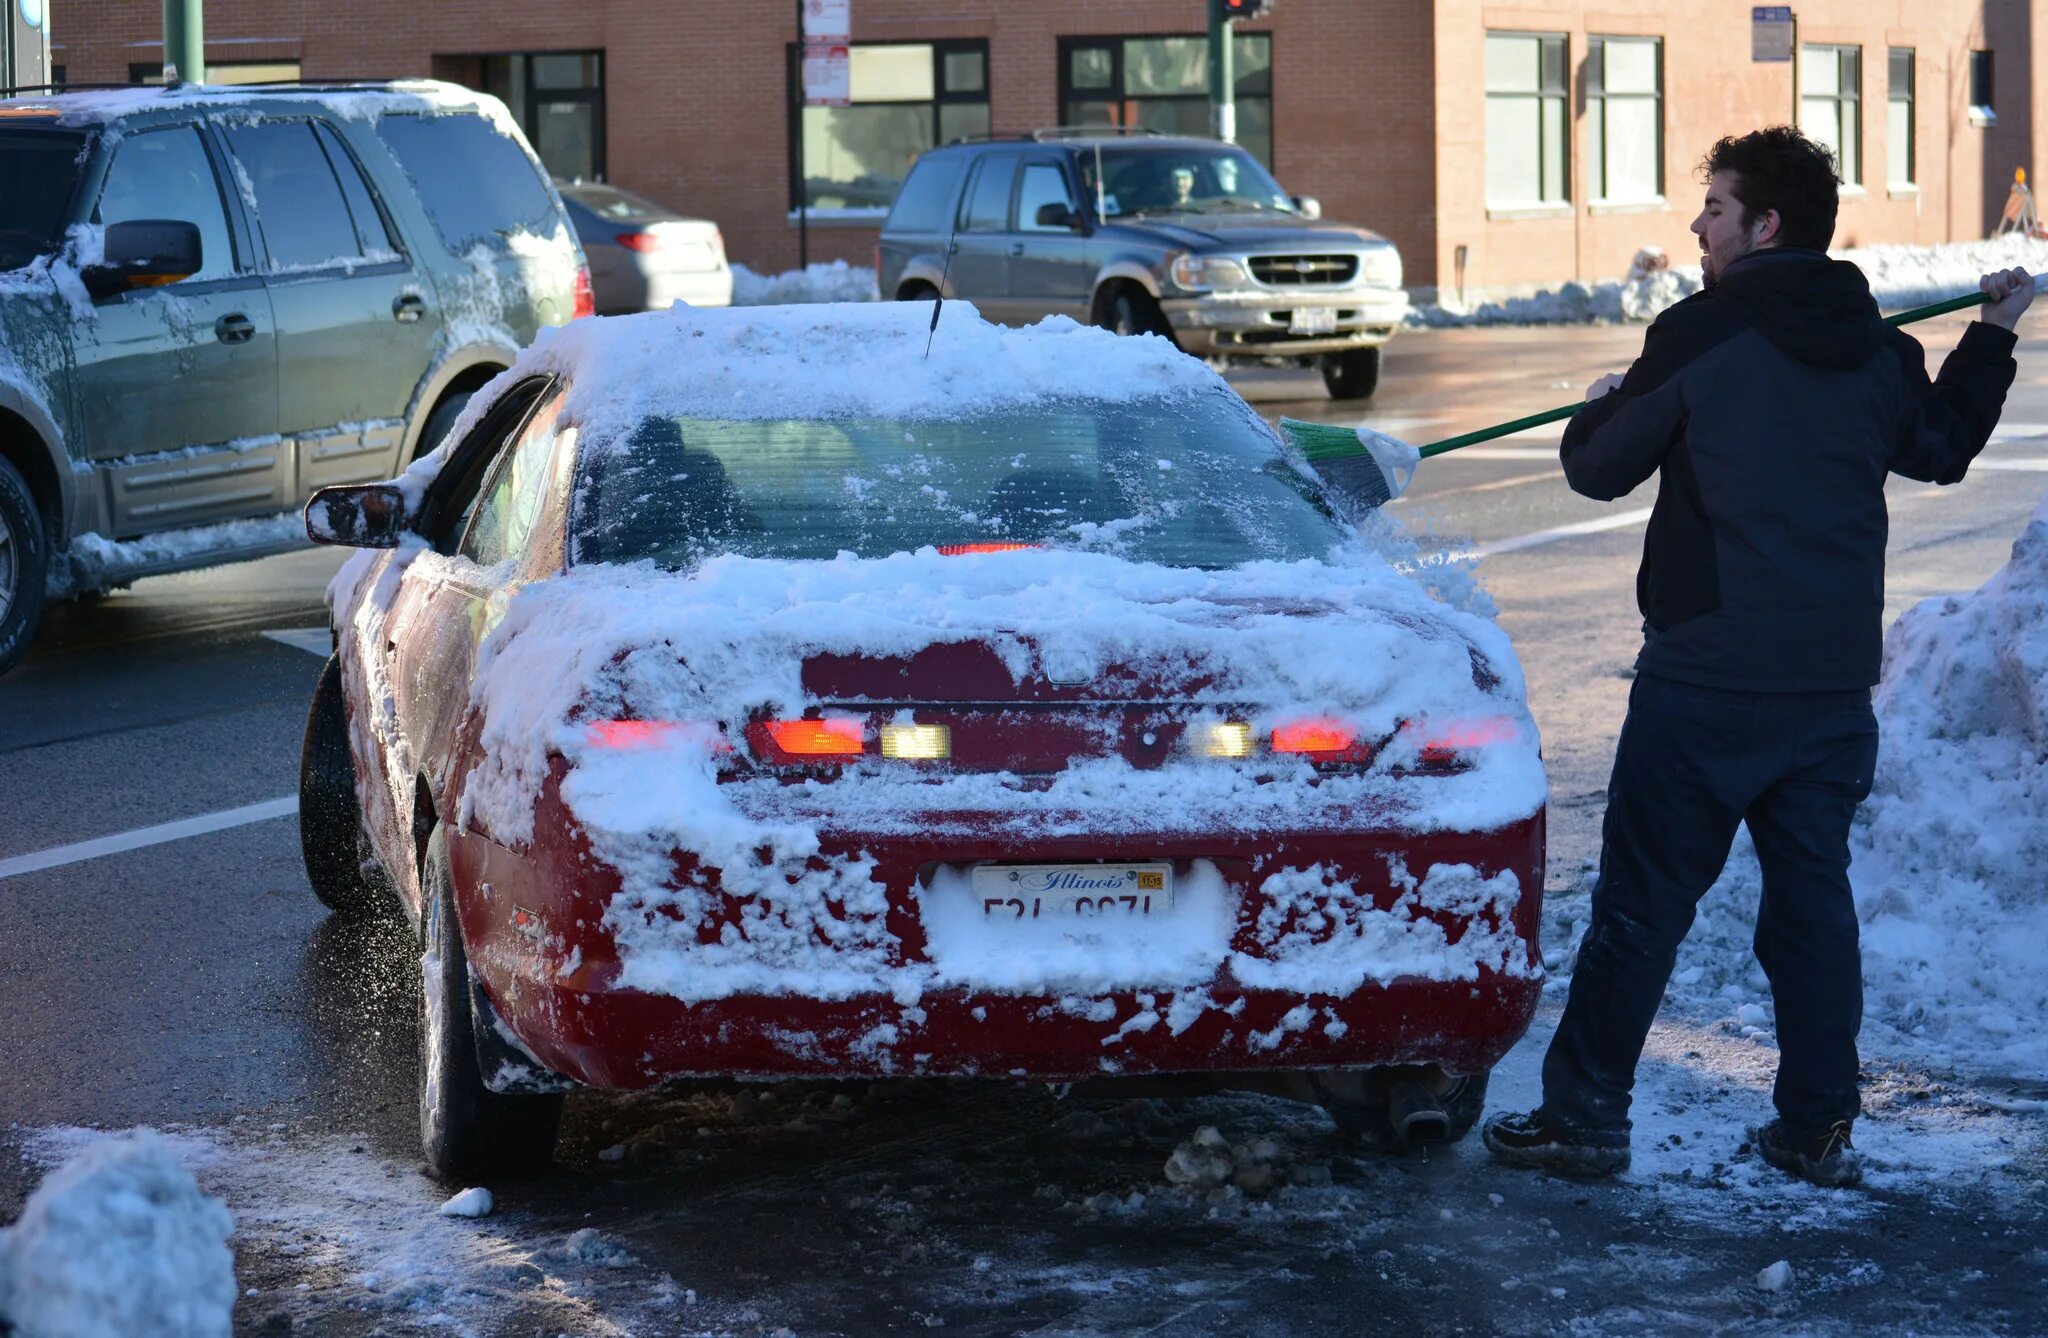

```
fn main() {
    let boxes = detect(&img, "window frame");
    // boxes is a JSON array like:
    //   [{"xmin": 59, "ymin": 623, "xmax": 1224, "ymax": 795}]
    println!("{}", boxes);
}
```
[
  {"xmin": 1482, "ymin": 30, "xmax": 1570, "ymax": 209},
  {"xmin": 455, "ymin": 387, "xmax": 569, "ymax": 567},
  {"xmin": 90, "ymin": 121, "xmax": 254, "ymax": 289},
  {"xmin": 784, "ymin": 38, "xmax": 991, "ymax": 215},
  {"xmin": 1887, "ymin": 47, "xmax": 1916, "ymax": 188},
  {"xmin": 1014, "ymin": 157, "xmax": 1081, "ymax": 232},
  {"xmin": 1586, "ymin": 35, "xmax": 1664, "ymax": 205},
  {"xmin": 1799, "ymin": 43, "xmax": 1863, "ymax": 186},
  {"xmin": 1056, "ymin": 33, "xmax": 1276, "ymax": 171},
  {"xmin": 421, "ymin": 377, "xmax": 554, "ymax": 555},
  {"xmin": 476, "ymin": 50, "xmax": 607, "ymax": 183},
  {"xmin": 220, "ymin": 116, "xmax": 406, "ymax": 276},
  {"xmin": 1968, "ymin": 49, "xmax": 1996, "ymax": 126}
]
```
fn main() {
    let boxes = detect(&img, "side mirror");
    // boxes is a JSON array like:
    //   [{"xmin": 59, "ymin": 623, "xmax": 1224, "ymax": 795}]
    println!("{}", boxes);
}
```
[
  {"xmin": 81, "ymin": 219, "xmax": 203, "ymax": 299},
  {"xmin": 1292, "ymin": 195, "xmax": 1323, "ymax": 221},
  {"xmin": 1035, "ymin": 201, "xmax": 1081, "ymax": 231},
  {"xmin": 306, "ymin": 483, "xmax": 408, "ymax": 549}
]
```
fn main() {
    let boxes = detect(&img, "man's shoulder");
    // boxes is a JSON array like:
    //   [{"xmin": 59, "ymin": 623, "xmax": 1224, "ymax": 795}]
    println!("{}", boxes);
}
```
[
  {"xmin": 1646, "ymin": 288, "xmax": 1743, "ymax": 336},
  {"xmin": 1630, "ymin": 289, "xmax": 1752, "ymax": 385}
]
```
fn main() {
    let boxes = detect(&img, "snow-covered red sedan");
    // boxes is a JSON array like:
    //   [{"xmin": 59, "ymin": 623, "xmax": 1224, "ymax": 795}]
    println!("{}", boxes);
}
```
[{"xmin": 299, "ymin": 302, "xmax": 1548, "ymax": 1179}]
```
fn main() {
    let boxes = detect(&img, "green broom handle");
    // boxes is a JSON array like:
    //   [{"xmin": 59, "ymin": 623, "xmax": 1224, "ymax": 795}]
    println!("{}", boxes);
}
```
[{"xmin": 1415, "ymin": 286, "xmax": 2001, "ymax": 459}]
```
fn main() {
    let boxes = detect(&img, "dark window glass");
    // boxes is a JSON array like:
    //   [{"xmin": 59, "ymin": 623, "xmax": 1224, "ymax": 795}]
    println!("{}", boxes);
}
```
[
  {"xmin": 1970, "ymin": 50, "xmax": 1995, "ymax": 110},
  {"xmin": 883, "ymin": 154, "xmax": 966, "ymax": 233},
  {"xmin": 312, "ymin": 122, "xmax": 396, "ymax": 255},
  {"xmin": 0, "ymin": 129, "xmax": 86, "ymax": 272},
  {"xmin": 478, "ymin": 50, "xmax": 606, "ymax": 180},
  {"xmin": 943, "ymin": 49, "xmax": 985, "ymax": 95},
  {"xmin": 95, "ymin": 125, "xmax": 237, "ymax": 281},
  {"xmin": 1057, "ymin": 34, "xmax": 1275, "ymax": 169},
  {"xmin": 1888, "ymin": 48, "xmax": 1915, "ymax": 186},
  {"xmin": 223, "ymin": 121, "xmax": 362, "ymax": 269},
  {"xmin": 960, "ymin": 154, "xmax": 1018, "ymax": 231},
  {"xmin": 375, "ymin": 112, "xmax": 561, "ymax": 252}
]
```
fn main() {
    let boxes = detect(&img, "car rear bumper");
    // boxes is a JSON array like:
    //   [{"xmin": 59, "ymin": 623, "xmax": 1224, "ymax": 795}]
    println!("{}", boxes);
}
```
[{"xmin": 1161, "ymin": 288, "xmax": 1410, "ymax": 357}]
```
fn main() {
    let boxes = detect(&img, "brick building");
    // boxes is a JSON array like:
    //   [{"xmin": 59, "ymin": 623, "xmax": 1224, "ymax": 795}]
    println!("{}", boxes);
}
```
[{"xmin": 41, "ymin": 0, "xmax": 2045, "ymax": 295}]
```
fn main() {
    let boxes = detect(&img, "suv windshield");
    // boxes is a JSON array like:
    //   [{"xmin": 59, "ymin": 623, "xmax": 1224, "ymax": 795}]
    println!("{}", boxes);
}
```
[
  {"xmin": 572, "ymin": 390, "xmax": 1347, "ymax": 571},
  {"xmin": 0, "ymin": 129, "xmax": 87, "ymax": 272},
  {"xmin": 1081, "ymin": 146, "xmax": 1295, "ymax": 219}
]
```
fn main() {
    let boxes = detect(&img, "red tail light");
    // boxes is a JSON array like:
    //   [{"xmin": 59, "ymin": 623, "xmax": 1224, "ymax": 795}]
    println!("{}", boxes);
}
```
[
  {"xmin": 1399, "ymin": 716, "xmax": 1519, "ymax": 773},
  {"xmin": 710, "ymin": 230, "xmax": 727, "ymax": 265},
  {"xmin": 615, "ymin": 232, "xmax": 665, "ymax": 253},
  {"xmin": 748, "ymin": 718, "xmax": 866, "ymax": 763},
  {"xmin": 583, "ymin": 720, "xmax": 731, "ymax": 753},
  {"xmin": 572, "ymin": 264, "xmax": 596, "ymax": 319},
  {"xmin": 936, "ymin": 542, "xmax": 1043, "ymax": 556},
  {"xmin": 1271, "ymin": 717, "xmax": 1374, "ymax": 764}
]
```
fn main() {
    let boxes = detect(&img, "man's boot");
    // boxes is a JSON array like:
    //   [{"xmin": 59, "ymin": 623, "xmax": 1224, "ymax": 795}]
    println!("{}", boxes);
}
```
[
  {"xmin": 1753, "ymin": 1118, "xmax": 1861, "ymax": 1187},
  {"xmin": 1482, "ymin": 1108, "xmax": 1631, "ymax": 1176}
]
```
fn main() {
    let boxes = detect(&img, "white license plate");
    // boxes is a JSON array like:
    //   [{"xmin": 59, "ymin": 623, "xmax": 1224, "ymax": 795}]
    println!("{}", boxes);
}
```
[
  {"xmin": 1288, "ymin": 308, "xmax": 1337, "ymax": 335},
  {"xmin": 971, "ymin": 863, "xmax": 1174, "ymax": 918}
]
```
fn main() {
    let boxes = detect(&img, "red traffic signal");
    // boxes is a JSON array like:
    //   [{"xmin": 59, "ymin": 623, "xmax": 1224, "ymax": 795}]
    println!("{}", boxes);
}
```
[{"xmin": 1221, "ymin": 0, "xmax": 1272, "ymax": 16}]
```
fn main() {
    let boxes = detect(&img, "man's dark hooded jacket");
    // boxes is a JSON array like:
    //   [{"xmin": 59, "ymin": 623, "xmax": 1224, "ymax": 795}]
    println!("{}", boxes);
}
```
[{"xmin": 1561, "ymin": 248, "xmax": 2017, "ymax": 692}]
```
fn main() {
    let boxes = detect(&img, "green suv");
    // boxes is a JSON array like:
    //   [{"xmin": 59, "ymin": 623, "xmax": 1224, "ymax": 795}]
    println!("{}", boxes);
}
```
[{"xmin": 0, "ymin": 80, "xmax": 591, "ymax": 674}]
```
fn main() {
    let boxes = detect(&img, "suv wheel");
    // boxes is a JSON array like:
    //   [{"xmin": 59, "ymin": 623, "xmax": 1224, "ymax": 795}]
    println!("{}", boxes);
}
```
[
  {"xmin": 418, "ymin": 826, "xmax": 563, "ymax": 1181},
  {"xmin": 1100, "ymin": 286, "xmax": 1167, "ymax": 339},
  {"xmin": 300, "ymin": 653, "xmax": 389, "ymax": 918},
  {"xmin": 896, "ymin": 281, "xmax": 939, "ymax": 302},
  {"xmin": 1321, "ymin": 347, "xmax": 1383, "ymax": 400},
  {"xmin": 1311, "ymin": 1066, "xmax": 1489, "ymax": 1149},
  {"xmin": 0, "ymin": 457, "xmax": 48, "ymax": 678},
  {"xmin": 415, "ymin": 390, "xmax": 476, "ymax": 463}
]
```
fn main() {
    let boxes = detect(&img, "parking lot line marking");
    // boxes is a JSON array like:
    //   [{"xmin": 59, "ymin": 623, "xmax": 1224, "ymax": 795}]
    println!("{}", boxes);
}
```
[
  {"xmin": 1469, "ymin": 507, "xmax": 1657, "ymax": 560},
  {"xmin": 0, "ymin": 796, "xmax": 298, "ymax": 881},
  {"xmin": 263, "ymin": 627, "xmax": 333, "ymax": 658}
]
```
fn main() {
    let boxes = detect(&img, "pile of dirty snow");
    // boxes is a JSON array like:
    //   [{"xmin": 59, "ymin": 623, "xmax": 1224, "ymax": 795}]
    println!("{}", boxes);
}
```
[
  {"xmin": 1659, "ymin": 486, "xmax": 2048, "ymax": 1073},
  {"xmin": 0, "ymin": 1130, "xmax": 237, "ymax": 1338},
  {"xmin": 731, "ymin": 260, "xmax": 878, "ymax": 306}
]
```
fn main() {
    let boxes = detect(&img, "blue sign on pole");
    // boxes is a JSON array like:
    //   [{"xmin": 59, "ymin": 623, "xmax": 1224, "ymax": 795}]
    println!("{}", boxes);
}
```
[{"xmin": 1753, "ymin": 6, "xmax": 1794, "ymax": 62}]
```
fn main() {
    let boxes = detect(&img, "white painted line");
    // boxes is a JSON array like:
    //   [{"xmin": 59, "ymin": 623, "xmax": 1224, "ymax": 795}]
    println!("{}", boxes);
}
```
[
  {"xmin": 1468, "ymin": 507, "xmax": 1657, "ymax": 560},
  {"xmin": 0, "ymin": 796, "xmax": 299, "ymax": 881},
  {"xmin": 263, "ymin": 627, "xmax": 332, "ymax": 658}
]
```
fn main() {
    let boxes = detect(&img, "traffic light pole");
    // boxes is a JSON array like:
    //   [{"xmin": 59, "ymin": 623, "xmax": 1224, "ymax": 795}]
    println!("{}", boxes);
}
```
[
  {"xmin": 1206, "ymin": 0, "xmax": 1236, "ymax": 143},
  {"xmin": 162, "ymin": 0, "xmax": 204, "ymax": 84}
]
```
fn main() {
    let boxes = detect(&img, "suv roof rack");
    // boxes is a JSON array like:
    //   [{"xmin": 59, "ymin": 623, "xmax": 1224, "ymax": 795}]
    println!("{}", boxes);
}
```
[
  {"xmin": 1029, "ymin": 126, "xmax": 1172, "ymax": 141},
  {"xmin": 1, "ymin": 77, "xmax": 431, "ymax": 99},
  {"xmin": 0, "ymin": 82, "xmax": 132, "ymax": 96}
]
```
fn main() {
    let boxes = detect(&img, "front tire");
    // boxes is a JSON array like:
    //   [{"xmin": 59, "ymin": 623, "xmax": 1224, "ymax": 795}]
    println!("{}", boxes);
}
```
[
  {"xmin": 300, "ymin": 654, "xmax": 388, "ymax": 918},
  {"xmin": 418, "ymin": 827, "xmax": 563, "ymax": 1181},
  {"xmin": 1321, "ymin": 346, "xmax": 1383, "ymax": 400},
  {"xmin": 0, "ymin": 456, "xmax": 49, "ymax": 678},
  {"xmin": 1099, "ymin": 286, "xmax": 1168, "ymax": 338},
  {"xmin": 1312, "ymin": 1067, "xmax": 1490, "ymax": 1149}
]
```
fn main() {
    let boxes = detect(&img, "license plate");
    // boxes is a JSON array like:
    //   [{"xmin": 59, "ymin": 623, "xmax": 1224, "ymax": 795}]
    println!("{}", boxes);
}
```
[
  {"xmin": 1288, "ymin": 307, "xmax": 1337, "ymax": 335},
  {"xmin": 972, "ymin": 863, "xmax": 1174, "ymax": 918}
]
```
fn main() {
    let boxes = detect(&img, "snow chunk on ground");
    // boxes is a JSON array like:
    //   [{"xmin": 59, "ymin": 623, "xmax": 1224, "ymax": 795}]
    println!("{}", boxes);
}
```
[
  {"xmin": 0, "ymin": 1130, "xmax": 236, "ymax": 1338},
  {"xmin": 437, "ymin": 1187, "xmax": 493, "ymax": 1218},
  {"xmin": 1756, "ymin": 1260, "xmax": 1796, "ymax": 1292},
  {"xmin": 731, "ymin": 260, "xmax": 879, "ymax": 306}
]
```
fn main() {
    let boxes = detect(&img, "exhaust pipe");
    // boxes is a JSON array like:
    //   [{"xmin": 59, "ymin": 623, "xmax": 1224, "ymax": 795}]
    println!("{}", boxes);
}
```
[{"xmin": 1388, "ymin": 1080, "xmax": 1451, "ymax": 1146}]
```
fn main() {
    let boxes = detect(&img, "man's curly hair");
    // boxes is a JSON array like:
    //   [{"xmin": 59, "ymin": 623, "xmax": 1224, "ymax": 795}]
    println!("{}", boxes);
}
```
[{"xmin": 1701, "ymin": 127, "xmax": 1840, "ymax": 251}]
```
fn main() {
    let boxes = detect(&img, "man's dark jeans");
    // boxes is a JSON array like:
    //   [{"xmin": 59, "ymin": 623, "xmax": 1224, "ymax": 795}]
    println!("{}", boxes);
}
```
[{"xmin": 1543, "ymin": 673, "xmax": 1879, "ymax": 1141}]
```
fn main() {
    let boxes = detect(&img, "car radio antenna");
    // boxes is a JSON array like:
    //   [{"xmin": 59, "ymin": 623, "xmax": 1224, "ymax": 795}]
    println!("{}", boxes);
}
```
[{"xmin": 925, "ymin": 200, "xmax": 961, "ymax": 359}]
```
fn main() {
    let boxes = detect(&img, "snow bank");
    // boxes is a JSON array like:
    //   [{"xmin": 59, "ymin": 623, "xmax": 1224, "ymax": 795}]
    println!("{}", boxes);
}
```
[
  {"xmin": 1413, "ymin": 235, "xmax": 2048, "ymax": 328},
  {"xmin": 0, "ymin": 1130, "xmax": 236, "ymax": 1338},
  {"xmin": 730, "ymin": 261, "xmax": 879, "ymax": 306},
  {"xmin": 1662, "ymin": 485, "xmax": 2048, "ymax": 1074}
]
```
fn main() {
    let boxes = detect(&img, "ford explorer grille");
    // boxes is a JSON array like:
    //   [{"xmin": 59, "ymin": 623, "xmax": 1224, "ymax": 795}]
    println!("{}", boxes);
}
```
[{"xmin": 1248, "ymin": 254, "xmax": 1359, "ymax": 285}]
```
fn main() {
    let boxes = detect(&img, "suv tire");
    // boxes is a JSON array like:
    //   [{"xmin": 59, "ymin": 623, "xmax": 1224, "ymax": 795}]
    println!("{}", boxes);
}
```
[
  {"xmin": 1100, "ymin": 286, "xmax": 1168, "ymax": 339},
  {"xmin": 1322, "ymin": 347, "xmax": 1383, "ymax": 400},
  {"xmin": 419, "ymin": 826, "xmax": 563, "ymax": 1181},
  {"xmin": 895, "ymin": 281, "xmax": 939, "ymax": 302},
  {"xmin": 0, "ymin": 457, "xmax": 48, "ymax": 678},
  {"xmin": 300, "ymin": 653, "xmax": 389, "ymax": 918},
  {"xmin": 1312, "ymin": 1067, "xmax": 1489, "ymax": 1149},
  {"xmin": 416, "ymin": 390, "xmax": 476, "ymax": 463}
]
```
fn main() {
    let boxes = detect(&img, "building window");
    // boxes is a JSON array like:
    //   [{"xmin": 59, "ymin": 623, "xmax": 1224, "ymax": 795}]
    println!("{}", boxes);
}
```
[
  {"xmin": 789, "ymin": 41, "xmax": 988, "ymax": 213},
  {"xmin": 1059, "ymin": 35, "xmax": 1274, "ymax": 169},
  {"xmin": 128, "ymin": 60, "xmax": 303, "ymax": 86},
  {"xmin": 1799, "ymin": 44, "xmax": 1861, "ymax": 185},
  {"xmin": 1587, "ymin": 36, "xmax": 1662, "ymax": 202},
  {"xmin": 479, "ymin": 52, "xmax": 605, "ymax": 183},
  {"xmin": 1484, "ymin": 32, "xmax": 1568, "ymax": 207},
  {"xmin": 1887, "ymin": 48, "xmax": 1915, "ymax": 186},
  {"xmin": 1969, "ymin": 50, "xmax": 1996, "ymax": 125}
]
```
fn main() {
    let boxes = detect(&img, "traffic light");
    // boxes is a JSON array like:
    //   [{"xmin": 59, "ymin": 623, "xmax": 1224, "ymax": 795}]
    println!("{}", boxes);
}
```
[{"xmin": 1221, "ymin": 0, "xmax": 1271, "ymax": 17}]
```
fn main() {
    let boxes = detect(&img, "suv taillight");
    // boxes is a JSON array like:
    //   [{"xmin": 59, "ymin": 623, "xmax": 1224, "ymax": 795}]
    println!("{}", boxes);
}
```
[{"xmin": 572, "ymin": 265, "xmax": 596, "ymax": 319}]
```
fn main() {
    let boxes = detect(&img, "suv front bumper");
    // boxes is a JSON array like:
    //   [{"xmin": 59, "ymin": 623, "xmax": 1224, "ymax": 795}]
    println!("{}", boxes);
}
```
[{"xmin": 1160, "ymin": 287, "xmax": 1411, "ymax": 357}]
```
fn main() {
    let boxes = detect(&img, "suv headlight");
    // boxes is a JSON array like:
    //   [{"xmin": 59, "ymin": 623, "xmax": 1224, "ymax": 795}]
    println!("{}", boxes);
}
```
[
  {"xmin": 1169, "ymin": 253, "xmax": 1251, "ymax": 293},
  {"xmin": 1362, "ymin": 246, "xmax": 1403, "ymax": 289}
]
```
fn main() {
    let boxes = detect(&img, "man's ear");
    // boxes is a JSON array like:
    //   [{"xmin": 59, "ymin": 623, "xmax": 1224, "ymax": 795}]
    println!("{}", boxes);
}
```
[{"xmin": 1753, "ymin": 207, "xmax": 1784, "ymax": 246}]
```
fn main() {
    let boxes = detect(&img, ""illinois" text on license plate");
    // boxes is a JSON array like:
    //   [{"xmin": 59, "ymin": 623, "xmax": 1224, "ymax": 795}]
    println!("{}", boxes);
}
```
[{"xmin": 970, "ymin": 862, "xmax": 1174, "ymax": 918}]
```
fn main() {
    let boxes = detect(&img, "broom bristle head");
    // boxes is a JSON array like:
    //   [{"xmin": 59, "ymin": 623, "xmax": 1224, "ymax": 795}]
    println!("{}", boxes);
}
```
[{"xmin": 1280, "ymin": 417, "xmax": 1372, "ymax": 463}]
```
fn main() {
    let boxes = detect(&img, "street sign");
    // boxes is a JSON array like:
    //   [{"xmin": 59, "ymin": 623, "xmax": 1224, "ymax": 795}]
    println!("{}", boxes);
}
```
[
  {"xmin": 802, "ymin": 0, "xmax": 850, "ymax": 44},
  {"xmin": 1752, "ymin": 6, "xmax": 1794, "ymax": 62},
  {"xmin": 802, "ymin": 43, "xmax": 850, "ymax": 106}
]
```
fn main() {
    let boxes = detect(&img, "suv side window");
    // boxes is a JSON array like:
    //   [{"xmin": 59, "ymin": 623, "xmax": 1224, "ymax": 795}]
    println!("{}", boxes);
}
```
[
  {"xmin": 959, "ymin": 154, "xmax": 1018, "ymax": 232},
  {"xmin": 222, "ymin": 121, "xmax": 365, "ymax": 269},
  {"xmin": 885, "ymin": 154, "xmax": 966, "ymax": 233},
  {"xmin": 94, "ymin": 126, "xmax": 239, "ymax": 282},
  {"xmin": 311, "ymin": 122, "xmax": 397, "ymax": 256},
  {"xmin": 1015, "ymin": 162, "xmax": 1077, "ymax": 232},
  {"xmin": 374, "ymin": 113, "xmax": 559, "ymax": 253},
  {"xmin": 459, "ymin": 391, "xmax": 567, "ymax": 567}
]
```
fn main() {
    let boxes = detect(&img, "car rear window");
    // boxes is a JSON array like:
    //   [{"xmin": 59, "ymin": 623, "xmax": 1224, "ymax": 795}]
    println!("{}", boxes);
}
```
[
  {"xmin": 373, "ymin": 112, "xmax": 560, "ymax": 252},
  {"xmin": 563, "ymin": 184, "xmax": 673, "ymax": 222},
  {"xmin": 570, "ymin": 391, "xmax": 1348, "ymax": 571},
  {"xmin": 0, "ymin": 128, "xmax": 86, "ymax": 272},
  {"xmin": 883, "ymin": 154, "xmax": 965, "ymax": 234}
]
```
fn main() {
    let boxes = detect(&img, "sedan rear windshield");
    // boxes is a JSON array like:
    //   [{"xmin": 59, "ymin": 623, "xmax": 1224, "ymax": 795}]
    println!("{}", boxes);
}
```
[
  {"xmin": 571, "ymin": 391, "xmax": 1348, "ymax": 571},
  {"xmin": 0, "ymin": 129, "xmax": 87, "ymax": 272},
  {"xmin": 563, "ymin": 184, "xmax": 673, "ymax": 222}
]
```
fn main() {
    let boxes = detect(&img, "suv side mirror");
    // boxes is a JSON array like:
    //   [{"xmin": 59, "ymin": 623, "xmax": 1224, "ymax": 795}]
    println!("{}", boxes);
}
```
[
  {"xmin": 81, "ymin": 220, "xmax": 203, "ymax": 299},
  {"xmin": 1291, "ymin": 196, "xmax": 1322, "ymax": 220},
  {"xmin": 307, "ymin": 483, "xmax": 408, "ymax": 549},
  {"xmin": 1035, "ymin": 201, "xmax": 1081, "ymax": 231}
]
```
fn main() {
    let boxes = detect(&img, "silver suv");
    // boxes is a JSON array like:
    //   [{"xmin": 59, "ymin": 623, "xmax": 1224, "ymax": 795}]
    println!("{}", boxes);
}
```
[
  {"xmin": 878, "ymin": 131, "xmax": 1408, "ymax": 398},
  {"xmin": 0, "ymin": 80, "xmax": 589, "ymax": 674}
]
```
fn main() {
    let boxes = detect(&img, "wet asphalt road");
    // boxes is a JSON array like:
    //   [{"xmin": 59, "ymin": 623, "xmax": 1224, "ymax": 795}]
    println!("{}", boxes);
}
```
[{"xmin": 3, "ymin": 316, "xmax": 2046, "ymax": 1335}]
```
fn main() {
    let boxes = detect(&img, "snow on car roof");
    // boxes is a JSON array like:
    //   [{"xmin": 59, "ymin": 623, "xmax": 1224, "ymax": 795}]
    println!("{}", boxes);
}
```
[{"xmin": 14, "ymin": 79, "xmax": 507, "ymax": 129}]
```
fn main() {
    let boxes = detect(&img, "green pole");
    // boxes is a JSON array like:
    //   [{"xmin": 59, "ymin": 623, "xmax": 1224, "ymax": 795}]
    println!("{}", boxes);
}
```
[
  {"xmin": 1207, "ymin": 0, "xmax": 1235, "ymax": 143},
  {"xmin": 162, "ymin": 0, "xmax": 203, "ymax": 84}
]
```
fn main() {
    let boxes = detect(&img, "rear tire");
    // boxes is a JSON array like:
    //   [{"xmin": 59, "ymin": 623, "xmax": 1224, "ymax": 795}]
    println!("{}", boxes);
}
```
[
  {"xmin": 300, "ymin": 654, "xmax": 387, "ymax": 919},
  {"xmin": 0, "ymin": 456, "xmax": 48, "ymax": 678},
  {"xmin": 1321, "ymin": 346, "xmax": 1383, "ymax": 400},
  {"xmin": 1313, "ymin": 1067, "xmax": 1490, "ymax": 1149},
  {"xmin": 418, "ymin": 827, "xmax": 563, "ymax": 1182},
  {"xmin": 1099, "ymin": 286, "xmax": 1168, "ymax": 339},
  {"xmin": 896, "ymin": 281, "xmax": 939, "ymax": 302},
  {"xmin": 415, "ymin": 389, "xmax": 476, "ymax": 463}
]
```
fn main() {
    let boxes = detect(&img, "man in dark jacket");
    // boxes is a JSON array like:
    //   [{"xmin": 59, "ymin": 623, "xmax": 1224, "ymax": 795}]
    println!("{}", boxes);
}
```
[{"xmin": 1482, "ymin": 127, "xmax": 2032, "ymax": 1187}]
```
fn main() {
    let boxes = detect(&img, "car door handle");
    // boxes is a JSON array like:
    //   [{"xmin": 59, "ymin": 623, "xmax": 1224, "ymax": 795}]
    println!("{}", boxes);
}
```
[
  {"xmin": 947, "ymin": 241, "xmax": 960, "ymax": 256},
  {"xmin": 213, "ymin": 314, "xmax": 255, "ymax": 344},
  {"xmin": 392, "ymin": 293, "xmax": 427, "ymax": 323},
  {"xmin": 1009, "ymin": 243, "xmax": 1025, "ymax": 256}
]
